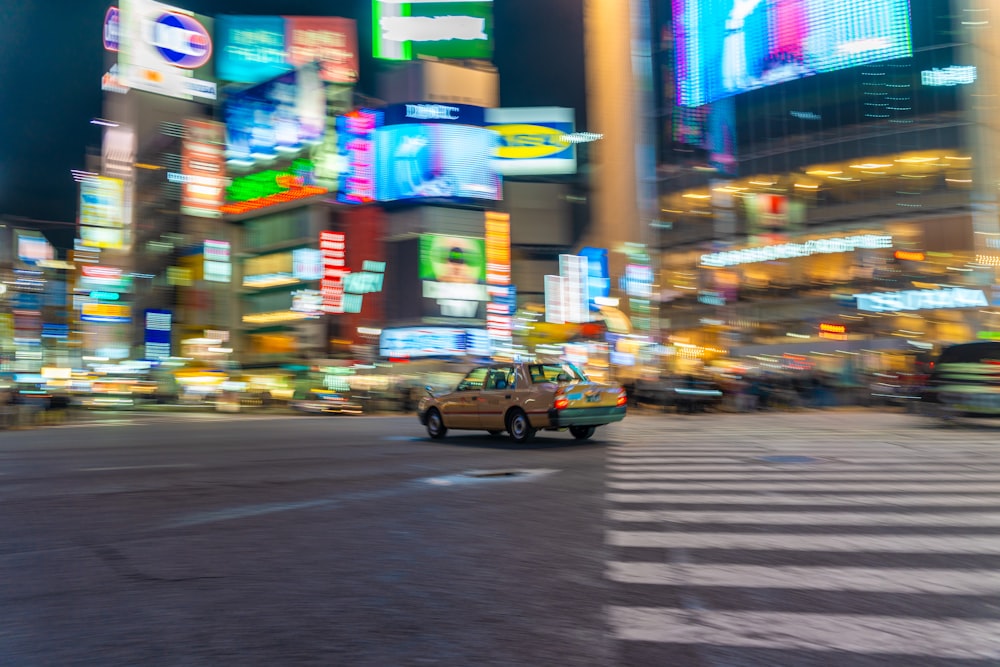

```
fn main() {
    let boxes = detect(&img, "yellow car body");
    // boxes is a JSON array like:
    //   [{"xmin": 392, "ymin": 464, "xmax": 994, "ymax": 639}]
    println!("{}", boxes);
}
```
[{"xmin": 418, "ymin": 362, "xmax": 627, "ymax": 442}]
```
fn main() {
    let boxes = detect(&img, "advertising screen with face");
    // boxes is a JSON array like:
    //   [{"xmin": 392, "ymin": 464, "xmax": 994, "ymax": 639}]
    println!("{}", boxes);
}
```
[{"xmin": 419, "ymin": 235, "xmax": 486, "ymax": 284}]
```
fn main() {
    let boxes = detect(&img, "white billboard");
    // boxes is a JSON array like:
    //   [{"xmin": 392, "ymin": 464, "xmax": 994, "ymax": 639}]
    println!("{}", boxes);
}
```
[
  {"xmin": 485, "ymin": 107, "xmax": 576, "ymax": 176},
  {"xmin": 119, "ymin": 0, "xmax": 217, "ymax": 101}
]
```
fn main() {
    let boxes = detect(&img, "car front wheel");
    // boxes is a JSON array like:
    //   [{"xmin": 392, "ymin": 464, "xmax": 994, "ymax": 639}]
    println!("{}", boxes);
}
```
[
  {"xmin": 506, "ymin": 409, "xmax": 536, "ymax": 443},
  {"xmin": 426, "ymin": 409, "xmax": 447, "ymax": 439},
  {"xmin": 569, "ymin": 425, "xmax": 596, "ymax": 440}
]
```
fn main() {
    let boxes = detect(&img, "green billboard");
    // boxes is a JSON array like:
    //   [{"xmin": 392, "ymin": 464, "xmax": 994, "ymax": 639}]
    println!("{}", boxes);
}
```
[
  {"xmin": 419, "ymin": 234, "xmax": 486, "ymax": 283},
  {"xmin": 373, "ymin": 1, "xmax": 494, "ymax": 61}
]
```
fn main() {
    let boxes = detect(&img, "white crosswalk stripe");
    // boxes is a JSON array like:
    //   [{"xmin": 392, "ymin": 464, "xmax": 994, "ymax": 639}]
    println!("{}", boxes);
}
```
[{"xmin": 605, "ymin": 416, "xmax": 1000, "ymax": 664}]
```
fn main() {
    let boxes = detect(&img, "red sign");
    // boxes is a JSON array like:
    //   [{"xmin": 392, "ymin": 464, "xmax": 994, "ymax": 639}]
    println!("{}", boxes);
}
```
[
  {"xmin": 285, "ymin": 17, "xmax": 359, "ymax": 85},
  {"xmin": 320, "ymin": 231, "xmax": 348, "ymax": 314},
  {"xmin": 181, "ymin": 120, "xmax": 225, "ymax": 218},
  {"xmin": 81, "ymin": 265, "xmax": 123, "ymax": 280}
]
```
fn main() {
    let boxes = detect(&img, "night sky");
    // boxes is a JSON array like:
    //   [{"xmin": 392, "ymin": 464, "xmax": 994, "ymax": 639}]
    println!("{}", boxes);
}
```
[{"xmin": 0, "ymin": 0, "xmax": 585, "ymax": 228}]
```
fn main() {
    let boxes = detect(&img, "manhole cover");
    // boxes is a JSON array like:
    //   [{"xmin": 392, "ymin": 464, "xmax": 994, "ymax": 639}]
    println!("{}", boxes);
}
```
[
  {"xmin": 463, "ymin": 469, "xmax": 527, "ymax": 479},
  {"xmin": 756, "ymin": 455, "xmax": 825, "ymax": 464}
]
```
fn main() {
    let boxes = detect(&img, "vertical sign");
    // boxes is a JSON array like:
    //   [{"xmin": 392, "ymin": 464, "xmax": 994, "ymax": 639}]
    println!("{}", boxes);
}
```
[
  {"xmin": 544, "ymin": 275, "xmax": 565, "ymax": 324},
  {"xmin": 181, "ymin": 120, "xmax": 225, "ymax": 218},
  {"xmin": 337, "ymin": 110, "xmax": 380, "ymax": 204},
  {"xmin": 320, "ymin": 231, "xmax": 347, "ymax": 313},
  {"xmin": 144, "ymin": 309, "xmax": 172, "ymax": 359},
  {"xmin": 485, "ymin": 211, "xmax": 512, "ymax": 339},
  {"xmin": 203, "ymin": 239, "xmax": 231, "ymax": 283},
  {"xmin": 484, "ymin": 211, "xmax": 511, "ymax": 285},
  {"xmin": 560, "ymin": 254, "xmax": 588, "ymax": 323}
]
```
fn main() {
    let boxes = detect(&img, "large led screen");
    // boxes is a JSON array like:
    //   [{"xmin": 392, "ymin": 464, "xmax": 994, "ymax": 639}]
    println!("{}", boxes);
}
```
[
  {"xmin": 673, "ymin": 0, "xmax": 913, "ymax": 107},
  {"xmin": 419, "ymin": 235, "xmax": 486, "ymax": 284},
  {"xmin": 223, "ymin": 64, "xmax": 326, "ymax": 168},
  {"xmin": 374, "ymin": 124, "xmax": 501, "ymax": 202},
  {"xmin": 216, "ymin": 15, "xmax": 359, "ymax": 85}
]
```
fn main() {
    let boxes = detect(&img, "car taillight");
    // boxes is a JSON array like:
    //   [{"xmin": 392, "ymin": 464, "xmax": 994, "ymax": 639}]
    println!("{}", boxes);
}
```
[
  {"xmin": 616, "ymin": 388, "xmax": 627, "ymax": 407},
  {"xmin": 554, "ymin": 389, "xmax": 569, "ymax": 410}
]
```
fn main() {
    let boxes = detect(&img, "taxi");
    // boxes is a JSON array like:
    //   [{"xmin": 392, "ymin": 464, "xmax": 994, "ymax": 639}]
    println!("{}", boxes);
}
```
[{"xmin": 418, "ymin": 361, "xmax": 627, "ymax": 443}]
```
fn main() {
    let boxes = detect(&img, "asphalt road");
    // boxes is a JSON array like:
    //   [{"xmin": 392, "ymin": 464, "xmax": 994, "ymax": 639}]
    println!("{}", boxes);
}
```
[{"xmin": 2, "ymin": 410, "xmax": 1000, "ymax": 666}]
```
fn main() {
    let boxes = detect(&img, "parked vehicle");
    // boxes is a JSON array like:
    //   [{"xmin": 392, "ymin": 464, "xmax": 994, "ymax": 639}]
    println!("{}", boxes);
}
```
[{"xmin": 418, "ymin": 362, "xmax": 627, "ymax": 443}]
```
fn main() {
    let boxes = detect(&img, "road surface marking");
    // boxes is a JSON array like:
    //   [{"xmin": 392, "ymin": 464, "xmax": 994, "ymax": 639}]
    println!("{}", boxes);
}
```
[
  {"xmin": 608, "ymin": 530, "xmax": 1000, "ymax": 554},
  {"xmin": 607, "ymin": 481, "xmax": 1000, "ymax": 493},
  {"xmin": 79, "ymin": 464, "xmax": 198, "ymax": 472},
  {"xmin": 606, "ymin": 606, "xmax": 1000, "ymax": 660},
  {"xmin": 609, "ymin": 471, "xmax": 1000, "ymax": 480},
  {"xmin": 606, "ymin": 492, "xmax": 1000, "ymax": 506},
  {"xmin": 606, "ymin": 508, "xmax": 1000, "ymax": 526},
  {"xmin": 606, "ymin": 562, "xmax": 1000, "ymax": 594}
]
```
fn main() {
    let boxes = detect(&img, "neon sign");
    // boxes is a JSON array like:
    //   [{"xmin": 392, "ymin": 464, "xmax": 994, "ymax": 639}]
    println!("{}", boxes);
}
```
[
  {"xmin": 855, "ymin": 288, "xmax": 989, "ymax": 313},
  {"xmin": 222, "ymin": 159, "xmax": 328, "ymax": 215},
  {"xmin": 921, "ymin": 66, "xmax": 977, "ymax": 87},
  {"xmin": 701, "ymin": 234, "xmax": 893, "ymax": 267}
]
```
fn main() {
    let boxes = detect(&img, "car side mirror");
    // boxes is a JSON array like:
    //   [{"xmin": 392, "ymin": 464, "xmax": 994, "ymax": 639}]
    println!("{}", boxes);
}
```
[
  {"xmin": 556, "ymin": 372, "xmax": 572, "ymax": 383},
  {"xmin": 424, "ymin": 385, "xmax": 435, "ymax": 397}
]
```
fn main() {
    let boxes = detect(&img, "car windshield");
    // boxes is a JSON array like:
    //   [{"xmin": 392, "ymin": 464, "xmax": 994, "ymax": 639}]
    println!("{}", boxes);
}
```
[{"xmin": 528, "ymin": 363, "xmax": 588, "ymax": 384}]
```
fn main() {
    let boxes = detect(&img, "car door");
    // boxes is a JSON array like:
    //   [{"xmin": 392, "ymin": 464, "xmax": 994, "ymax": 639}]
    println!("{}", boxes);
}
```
[
  {"xmin": 478, "ymin": 366, "xmax": 515, "ymax": 430},
  {"xmin": 441, "ymin": 367, "xmax": 487, "ymax": 429}
]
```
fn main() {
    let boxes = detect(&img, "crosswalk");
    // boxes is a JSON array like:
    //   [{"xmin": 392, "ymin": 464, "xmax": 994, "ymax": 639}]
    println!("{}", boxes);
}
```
[{"xmin": 604, "ymin": 414, "xmax": 1000, "ymax": 665}]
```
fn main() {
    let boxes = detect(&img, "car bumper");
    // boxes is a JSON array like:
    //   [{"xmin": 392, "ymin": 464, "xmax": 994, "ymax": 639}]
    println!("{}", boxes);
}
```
[{"xmin": 547, "ymin": 405, "xmax": 626, "ymax": 427}]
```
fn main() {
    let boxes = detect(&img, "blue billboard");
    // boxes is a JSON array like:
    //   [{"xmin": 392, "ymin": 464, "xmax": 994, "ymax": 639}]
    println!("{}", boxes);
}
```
[
  {"xmin": 673, "ymin": 0, "xmax": 913, "ymax": 107},
  {"xmin": 373, "ymin": 124, "xmax": 501, "ymax": 202},
  {"xmin": 216, "ymin": 15, "xmax": 289, "ymax": 85},
  {"xmin": 223, "ymin": 64, "xmax": 326, "ymax": 168},
  {"xmin": 579, "ymin": 247, "xmax": 610, "ymax": 310}
]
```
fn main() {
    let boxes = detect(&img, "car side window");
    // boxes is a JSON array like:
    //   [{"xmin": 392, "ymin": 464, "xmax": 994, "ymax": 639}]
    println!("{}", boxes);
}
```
[
  {"xmin": 484, "ymin": 367, "xmax": 515, "ymax": 391},
  {"xmin": 529, "ymin": 364, "xmax": 573, "ymax": 383},
  {"xmin": 457, "ymin": 368, "xmax": 488, "ymax": 391}
]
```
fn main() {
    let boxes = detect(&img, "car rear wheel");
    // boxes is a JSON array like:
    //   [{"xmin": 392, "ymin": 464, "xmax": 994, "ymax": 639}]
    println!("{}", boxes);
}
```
[
  {"xmin": 506, "ymin": 409, "xmax": 536, "ymax": 443},
  {"xmin": 426, "ymin": 409, "xmax": 447, "ymax": 439},
  {"xmin": 569, "ymin": 425, "xmax": 596, "ymax": 440}
]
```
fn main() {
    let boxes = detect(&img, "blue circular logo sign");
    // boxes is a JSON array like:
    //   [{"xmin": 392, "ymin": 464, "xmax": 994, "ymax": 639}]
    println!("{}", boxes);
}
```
[{"xmin": 152, "ymin": 12, "xmax": 212, "ymax": 69}]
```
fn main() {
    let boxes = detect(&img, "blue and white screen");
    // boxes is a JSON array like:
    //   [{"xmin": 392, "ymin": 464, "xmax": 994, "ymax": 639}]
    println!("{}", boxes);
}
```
[
  {"xmin": 374, "ymin": 124, "xmax": 501, "ymax": 202},
  {"xmin": 673, "ymin": 0, "xmax": 912, "ymax": 107}
]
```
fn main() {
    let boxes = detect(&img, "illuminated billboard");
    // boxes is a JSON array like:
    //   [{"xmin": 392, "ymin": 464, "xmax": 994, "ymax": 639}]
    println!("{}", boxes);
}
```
[
  {"xmin": 181, "ymin": 120, "xmax": 225, "ymax": 218},
  {"xmin": 420, "ymin": 234, "xmax": 487, "ymax": 320},
  {"xmin": 119, "ymin": 0, "xmax": 217, "ymax": 100},
  {"xmin": 224, "ymin": 64, "xmax": 326, "ymax": 169},
  {"xmin": 673, "ymin": 0, "xmax": 913, "ymax": 107},
  {"xmin": 374, "ymin": 124, "xmax": 501, "ymax": 202},
  {"xmin": 379, "ymin": 327, "xmax": 491, "ymax": 358},
  {"xmin": 80, "ymin": 176, "xmax": 125, "ymax": 249},
  {"xmin": 337, "ymin": 109, "xmax": 382, "ymax": 205},
  {"xmin": 144, "ymin": 309, "xmax": 172, "ymax": 359},
  {"xmin": 16, "ymin": 233, "xmax": 54, "ymax": 267},
  {"xmin": 419, "ymin": 235, "xmax": 486, "ymax": 284},
  {"xmin": 485, "ymin": 107, "xmax": 576, "ymax": 176},
  {"xmin": 216, "ymin": 15, "xmax": 358, "ymax": 85},
  {"xmin": 373, "ymin": 0, "xmax": 493, "ymax": 61}
]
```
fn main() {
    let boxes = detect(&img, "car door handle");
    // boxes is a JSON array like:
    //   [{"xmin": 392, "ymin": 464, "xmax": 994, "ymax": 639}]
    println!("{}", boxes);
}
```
[{"xmin": 505, "ymin": 394, "xmax": 511, "ymax": 399}]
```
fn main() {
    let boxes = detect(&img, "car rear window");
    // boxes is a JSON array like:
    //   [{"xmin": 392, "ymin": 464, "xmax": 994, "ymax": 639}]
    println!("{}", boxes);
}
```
[
  {"xmin": 937, "ymin": 342, "xmax": 1000, "ymax": 365},
  {"xmin": 528, "ymin": 364, "xmax": 586, "ymax": 383}
]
